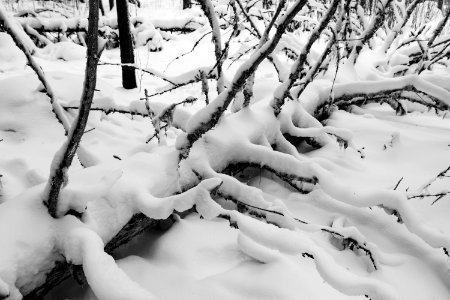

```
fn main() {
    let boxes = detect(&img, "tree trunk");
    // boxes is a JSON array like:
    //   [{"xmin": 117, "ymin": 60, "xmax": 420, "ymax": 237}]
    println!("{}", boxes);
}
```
[
  {"xmin": 116, "ymin": 0, "xmax": 137, "ymax": 89},
  {"xmin": 109, "ymin": 0, "xmax": 114, "ymax": 10},
  {"xmin": 44, "ymin": 0, "xmax": 102, "ymax": 217},
  {"xmin": 99, "ymin": 0, "xmax": 105, "ymax": 15},
  {"xmin": 183, "ymin": 0, "xmax": 191, "ymax": 9}
]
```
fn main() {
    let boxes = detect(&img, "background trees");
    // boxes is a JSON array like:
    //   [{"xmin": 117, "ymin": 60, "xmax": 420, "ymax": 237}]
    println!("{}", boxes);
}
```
[{"xmin": 116, "ymin": 0, "xmax": 137, "ymax": 89}]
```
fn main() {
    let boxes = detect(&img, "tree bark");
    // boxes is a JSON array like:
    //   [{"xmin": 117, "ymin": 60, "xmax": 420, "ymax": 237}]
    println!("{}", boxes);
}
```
[
  {"xmin": 44, "ymin": 0, "xmax": 101, "ymax": 218},
  {"xmin": 99, "ymin": 0, "xmax": 105, "ymax": 16},
  {"xmin": 183, "ymin": 0, "xmax": 191, "ymax": 9},
  {"xmin": 198, "ymin": 0, "xmax": 224, "ymax": 93},
  {"xmin": 116, "ymin": 0, "xmax": 137, "ymax": 89}
]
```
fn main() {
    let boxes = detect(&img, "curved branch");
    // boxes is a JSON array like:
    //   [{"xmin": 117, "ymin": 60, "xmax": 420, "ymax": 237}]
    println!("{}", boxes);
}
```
[{"xmin": 43, "ymin": 0, "xmax": 101, "ymax": 218}]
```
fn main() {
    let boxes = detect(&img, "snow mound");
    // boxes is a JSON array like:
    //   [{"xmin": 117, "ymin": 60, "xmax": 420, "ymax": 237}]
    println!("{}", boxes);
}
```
[
  {"xmin": 41, "ymin": 42, "xmax": 86, "ymax": 61},
  {"xmin": 0, "ymin": 32, "xmax": 26, "ymax": 71}
]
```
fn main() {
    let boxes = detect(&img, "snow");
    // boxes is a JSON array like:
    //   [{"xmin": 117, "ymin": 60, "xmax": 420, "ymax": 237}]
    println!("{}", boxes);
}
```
[
  {"xmin": 0, "ymin": 32, "xmax": 26, "ymax": 71},
  {"xmin": 1, "ymin": 1, "xmax": 450, "ymax": 300},
  {"xmin": 41, "ymin": 42, "xmax": 87, "ymax": 61},
  {"xmin": 0, "ymin": 3, "xmax": 36, "ymax": 54},
  {"xmin": 60, "ymin": 225, "xmax": 156, "ymax": 300},
  {"xmin": 92, "ymin": 215, "xmax": 367, "ymax": 300}
]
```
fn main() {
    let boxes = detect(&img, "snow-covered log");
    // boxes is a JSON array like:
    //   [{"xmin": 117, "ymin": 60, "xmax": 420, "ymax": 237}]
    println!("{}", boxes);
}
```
[{"xmin": 0, "ymin": 169, "xmax": 223, "ymax": 299}]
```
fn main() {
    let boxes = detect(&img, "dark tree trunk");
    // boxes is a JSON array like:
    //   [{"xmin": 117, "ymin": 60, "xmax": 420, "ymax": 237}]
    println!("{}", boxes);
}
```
[
  {"xmin": 99, "ymin": 0, "xmax": 105, "ymax": 16},
  {"xmin": 116, "ymin": 0, "xmax": 137, "ymax": 89},
  {"xmin": 183, "ymin": 0, "xmax": 191, "ymax": 9},
  {"xmin": 109, "ymin": 0, "xmax": 114, "ymax": 10},
  {"xmin": 44, "ymin": 0, "xmax": 102, "ymax": 217}
]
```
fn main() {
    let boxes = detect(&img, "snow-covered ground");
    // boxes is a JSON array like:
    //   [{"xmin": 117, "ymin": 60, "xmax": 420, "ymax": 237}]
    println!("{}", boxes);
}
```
[
  {"xmin": 46, "ymin": 103, "xmax": 450, "ymax": 300},
  {"xmin": 1, "ymin": 2, "xmax": 450, "ymax": 299}
]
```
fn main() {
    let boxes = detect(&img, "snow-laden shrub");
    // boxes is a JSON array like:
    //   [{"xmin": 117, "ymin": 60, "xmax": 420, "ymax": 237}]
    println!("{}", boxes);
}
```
[
  {"xmin": 132, "ymin": 17, "xmax": 163, "ymax": 51},
  {"xmin": 41, "ymin": 41, "xmax": 86, "ymax": 61}
]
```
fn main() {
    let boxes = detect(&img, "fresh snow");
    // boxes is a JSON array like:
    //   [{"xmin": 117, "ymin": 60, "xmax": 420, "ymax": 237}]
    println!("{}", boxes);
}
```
[{"xmin": 0, "ymin": 1, "xmax": 450, "ymax": 300}]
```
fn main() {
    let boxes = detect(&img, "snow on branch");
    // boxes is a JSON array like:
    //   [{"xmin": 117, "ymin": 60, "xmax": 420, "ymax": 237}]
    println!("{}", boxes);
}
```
[
  {"xmin": 0, "ymin": 3, "xmax": 71, "ymax": 132},
  {"xmin": 351, "ymin": 0, "xmax": 394, "ymax": 62},
  {"xmin": 271, "ymin": 0, "xmax": 342, "ymax": 116},
  {"xmin": 149, "ymin": 96, "xmax": 198, "ymax": 143},
  {"xmin": 1, "ymin": 1, "xmax": 449, "ymax": 299},
  {"xmin": 98, "ymin": 61, "xmax": 178, "ymax": 85},
  {"xmin": 59, "ymin": 226, "xmax": 156, "ymax": 300},
  {"xmin": 313, "ymin": 168, "xmax": 450, "ymax": 252},
  {"xmin": 308, "ymin": 75, "xmax": 450, "ymax": 121},
  {"xmin": 179, "ymin": 0, "xmax": 309, "ymax": 155},
  {"xmin": 408, "ymin": 165, "xmax": 450, "ymax": 205},
  {"xmin": 417, "ymin": 6, "xmax": 450, "ymax": 73},
  {"xmin": 232, "ymin": 0, "xmax": 289, "ymax": 82},
  {"xmin": 428, "ymin": 5, "xmax": 450, "ymax": 48},
  {"xmin": 143, "ymin": 66, "xmax": 217, "ymax": 98},
  {"xmin": 198, "ymin": 0, "xmax": 224, "ymax": 93},
  {"xmin": 65, "ymin": 97, "xmax": 193, "ymax": 128},
  {"xmin": 383, "ymin": 0, "xmax": 422, "ymax": 52},
  {"xmin": 215, "ymin": 209, "xmax": 399, "ymax": 300},
  {"xmin": 0, "ymin": 6, "xmax": 36, "ymax": 54}
]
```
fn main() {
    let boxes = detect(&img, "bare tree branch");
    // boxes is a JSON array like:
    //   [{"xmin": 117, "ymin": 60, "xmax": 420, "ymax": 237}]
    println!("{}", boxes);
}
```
[
  {"xmin": 181, "ymin": 0, "xmax": 309, "ymax": 154},
  {"xmin": 198, "ymin": 0, "xmax": 224, "ymax": 93},
  {"xmin": 352, "ymin": 0, "xmax": 394, "ymax": 62},
  {"xmin": 271, "ymin": 0, "xmax": 342, "ymax": 116},
  {"xmin": 0, "ymin": 4, "xmax": 71, "ymax": 131},
  {"xmin": 43, "ymin": 0, "xmax": 101, "ymax": 218},
  {"xmin": 383, "ymin": 0, "xmax": 422, "ymax": 51}
]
